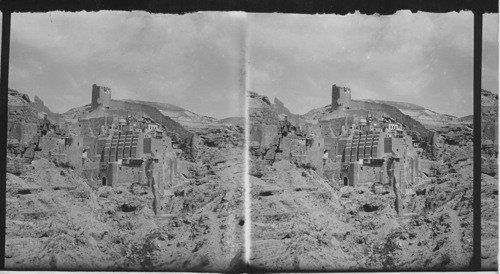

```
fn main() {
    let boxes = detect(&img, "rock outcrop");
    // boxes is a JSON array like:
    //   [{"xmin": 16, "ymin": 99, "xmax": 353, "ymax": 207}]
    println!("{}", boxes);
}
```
[
  {"xmin": 6, "ymin": 87, "xmax": 246, "ymax": 271},
  {"xmin": 480, "ymin": 89, "xmax": 498, "ymax": 177},
  {"xmin": 248, "ymin": 89, "xmax": 496, "ymax": 271},
  {"xmin": 248, "ymin": 91, "xmax": 279, "ymax": 125}
]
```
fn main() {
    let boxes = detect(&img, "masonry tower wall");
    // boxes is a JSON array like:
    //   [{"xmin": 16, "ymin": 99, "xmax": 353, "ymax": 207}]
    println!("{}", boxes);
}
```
[
  {"xmin": 331, "ymin": 85, "xmax": 351, "ymax": 111},
  {"xmin": 91, "ymin": 84, "xmax": 111, "ymax": 109}
]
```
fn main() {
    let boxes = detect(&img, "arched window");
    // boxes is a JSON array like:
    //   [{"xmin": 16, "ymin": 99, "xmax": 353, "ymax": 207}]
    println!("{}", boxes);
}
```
[
  {"xmin": 343, "ymin": 177, "xmax": 348, "ymax": 186},
  {"xmin": 102, "ymin": 177, "xmax": 107, "ymax": 186}
]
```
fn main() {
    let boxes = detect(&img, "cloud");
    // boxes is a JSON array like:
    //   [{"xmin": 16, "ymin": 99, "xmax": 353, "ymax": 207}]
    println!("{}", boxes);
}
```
[
  {"xmin": 10, "ymin": 11, "xmax": 246, "ymax": 118},
  {"xmin": 7, "ymin": 11, "xmax": 498, "ymax": 118},
  {"xmin": 248, "ymin": 11, "xmax": 498, "ymax": 117}
]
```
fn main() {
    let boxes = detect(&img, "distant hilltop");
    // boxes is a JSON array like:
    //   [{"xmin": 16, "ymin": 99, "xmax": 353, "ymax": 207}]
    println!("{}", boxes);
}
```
[
  {"xmin": 363, "ymin": 99, "xmax": 462, "ymax": 128},
  {"xmin": 298, "ymin": 85, "xmax": 433, "ymax": 140},
  {"xmin": 64, "ymin": 84, "xmax": 222, "ymax": 129}
]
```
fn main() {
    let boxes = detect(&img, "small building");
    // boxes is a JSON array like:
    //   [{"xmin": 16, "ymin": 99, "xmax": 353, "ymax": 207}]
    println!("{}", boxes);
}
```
[
  {"xmin": 388, "ymin": 123, "xmax": 399, "ymax": 132},
  {"xmin": 118, "ymin": 118, "xmax": 127, "ymax": 131},
  {"xmin": 147, "ymin": 123, "xmax": 159, "ymax": 131}
]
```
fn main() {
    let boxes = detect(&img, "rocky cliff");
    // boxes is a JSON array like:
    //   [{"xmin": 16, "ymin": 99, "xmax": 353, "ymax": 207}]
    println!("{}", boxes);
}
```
[
  {"xmin": 480, "ymin": 89, "xmax": 498, "ymax": 177},
  {"xmin": 247, "ymin": 89, "xmax": 497, "ymax": 270},
  {"xmin": 6, "ymin": 87, "xmax": 246, "ymax": 271},
  {"xmin": 248, "ymin": 92, "xmax": 280, "ymax": 125}
]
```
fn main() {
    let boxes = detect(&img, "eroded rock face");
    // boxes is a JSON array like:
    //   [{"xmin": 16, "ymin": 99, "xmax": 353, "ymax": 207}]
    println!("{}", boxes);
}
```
[
  {"xmin": 247, "ymin": 90, "xmax": 497, "ymax": 271},
  {"xmin": 249, "ymin": 91, "xmax": 280, "ymax": 125},
  {"xmin": 195, "ymin": 125, "xmax": 244, "ymax": 149},
  {"xmin": 249, "ymin": 125, "xmax": 478, "ymax": 270},
  {"xmin": 481, "ymin": 90, "xmax": 498, "ymax": 178},
  {"xmin": 6, "ymin": 106, "xmax": 246, "ymax": 271},
  {"xmin": 480, "ymin": 90, "xmax": 498, "ymax": 269},
  {"xmin": 8, "ymin": 88, "xmax": 32, "ymax": 107}
]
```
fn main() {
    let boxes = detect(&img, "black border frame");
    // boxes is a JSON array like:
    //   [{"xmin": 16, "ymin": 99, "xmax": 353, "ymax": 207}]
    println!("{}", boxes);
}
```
[{"xmin": 0, "ymin": 0, "xmax": 497, "ymax": 271}]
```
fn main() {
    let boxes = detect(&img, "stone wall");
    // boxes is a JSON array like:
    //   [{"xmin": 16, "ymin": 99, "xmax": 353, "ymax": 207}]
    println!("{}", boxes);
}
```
[
  {"xmin": 102, "ymin": 131, "xmax": 144, "ymax": 163},
  {"xmin": 331, "ymin": 85, "xmax": 351, "ymax": 111},
  {"xmin": 8, "ymin": 122, "xmax": 38, "ymax": 144},
  {"xmin": 82, "ymin": 161, "xmax": 100, "ymax": 181},
  {"xmin": 250, "ymin": 124, "xmax": 279, "ymax": 148},
  {"xmin": 324, "ymin": 136, "xmax": 338, "ymax": 159},
  {"xmin": 65, "ymin": 135, "xmax": 84, "ymax": 174},
  {"xmin": 308, "ymin": 136, "xmax": 325, "ymax": 171},
  {"xmin": 106, "ymin": 162, "xmax": 144, "ymax": 187},
  {"xmin": 83, "ymin": 136, "xmax": 97, "ymax": 160},
  {"xmin": 94, "ymin": 138, "xmax": 108, "ymax": 162},
  {"xmin": 343, "ymin": 132, "xmax": 385, "ymax": 162},
  {"xmin": 91, "ymin": 84, "xmax": 111, "ymax": 109},
  {"xmin": 391, "ymin": 137, "xmax": 406, "ymax": 157},
  {"xmin": 150, "ymin": 137, "xmax": 165, "ymax": 158},
  {"xmin": 343, "ymin": 162, "xmax": 384, "ymax": 187},
  {"xmin": 39, "ymin": 135, "xmax": 83, "ymax": 173},
  {"xmin": 358, "ymin": 165, "xmax": 383, "ymax": 186},
  {"xmin": 338, "ymin": 156, "xmax": 408, "ymax": 189},
  {"xmin": 78, "ymin": 116, "xmax": 114, "ymax": 137},
  {"xmin": 280, "ymin": 136, "xmax": 324, "ymax": 172},
  {"xmin": 318, "ymin": 117, "xmax": 353, "ymax": 137},
  {"xmin": 166, "ymin": 156, "xmax": 179, "ymax": 188}
]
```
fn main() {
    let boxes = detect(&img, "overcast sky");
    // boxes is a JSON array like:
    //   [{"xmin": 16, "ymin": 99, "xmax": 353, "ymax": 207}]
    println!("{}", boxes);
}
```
[
  {"xmin": 9, "ymin": 12, "xmax": 246, "ymax": 119},
  {"xmin": 6, "ymin": 11, "xmax": 499, "ymax": 118},
  {"xmin": 249, "ymin": 11, "xmax": 498, "ymax": 117}
]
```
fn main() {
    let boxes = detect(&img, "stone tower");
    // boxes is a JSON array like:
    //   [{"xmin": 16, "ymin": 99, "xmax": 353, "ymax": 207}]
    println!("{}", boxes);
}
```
[
  {"xmin": 331, "ymin": 84, "xmax": 351, "ymax": 111},
  {"xmin": 91, "ymin": 84, "xmax": 111, "ymax": 109}
]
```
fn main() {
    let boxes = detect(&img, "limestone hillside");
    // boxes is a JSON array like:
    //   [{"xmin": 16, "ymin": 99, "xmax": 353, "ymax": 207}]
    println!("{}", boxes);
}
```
[
  {"xmin": 219, "ymin": 117, "xmax": 245, "ymax": 128},
  {"xmin": 120, "ymin": 99, "xmax": 219, "ymax": 128},
  {"xmin": 250, "ymin": 122, "xmax": 479, "ymax": 271},
  {"xmin": 6, "ymin": 145, "xmax": 246, "ymax": 271},
  {"xmin": 301, "ymin": 99, "xmax": 432, "ymax": 140},
  {"xmin": 6, "ymin": 88, "xmax": 247, "ymax": 271},
  {"xmin": 364, "ymin": 99, "xmax": 461, "ymax": 128}
]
